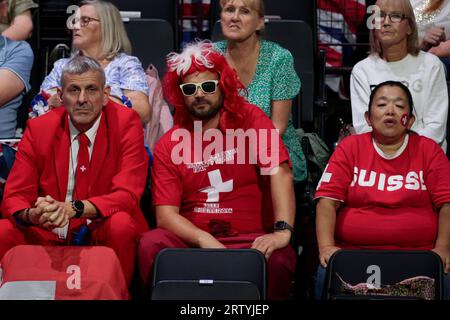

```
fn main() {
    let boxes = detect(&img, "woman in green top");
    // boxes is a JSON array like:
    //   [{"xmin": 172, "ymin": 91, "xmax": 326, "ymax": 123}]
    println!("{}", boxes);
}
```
[{"xmin": 214, "ymin": 0, "xmax": 307, "ymax": 183}]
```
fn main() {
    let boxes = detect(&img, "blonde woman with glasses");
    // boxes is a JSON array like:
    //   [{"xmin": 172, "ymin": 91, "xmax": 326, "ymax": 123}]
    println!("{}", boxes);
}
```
[
  {"xmin": 350, "ymin": 0, "xmax": 448, "ymax": 152},
  {"xmin": 37, "ymin": 0, "xmax": 151, "ymax": 125}
]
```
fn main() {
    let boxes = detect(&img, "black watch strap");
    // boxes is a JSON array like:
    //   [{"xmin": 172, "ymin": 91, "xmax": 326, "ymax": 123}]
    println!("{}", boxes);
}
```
[{"xmin": 273, "ymin": 220, "xmax": 294, "ymax": 233}]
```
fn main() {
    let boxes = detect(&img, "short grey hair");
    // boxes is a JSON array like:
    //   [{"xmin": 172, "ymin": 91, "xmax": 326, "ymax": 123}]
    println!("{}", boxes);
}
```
[{"xmin": 61, "ymin": 55, "xmax": 106, "ymax": 87}]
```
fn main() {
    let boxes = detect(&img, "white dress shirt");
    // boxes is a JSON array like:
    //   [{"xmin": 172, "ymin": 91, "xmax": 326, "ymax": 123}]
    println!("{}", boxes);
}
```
[{"xmin": 52, "ymin": 114, "xmax": 102, "ymax": 239}]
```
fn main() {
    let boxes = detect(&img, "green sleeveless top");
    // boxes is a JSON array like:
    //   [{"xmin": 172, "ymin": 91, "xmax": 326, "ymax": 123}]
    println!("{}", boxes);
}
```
[{"xmin": 215, "ymin": 40, "xmax": 307, "ymax": 182}]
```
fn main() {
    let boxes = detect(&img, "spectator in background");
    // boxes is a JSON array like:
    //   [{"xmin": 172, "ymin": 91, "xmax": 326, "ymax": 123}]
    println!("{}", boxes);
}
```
[
  {"xmin": 410, "ymin": 0, "xmax": 450, "ymax": 73},
  {"xmin": 0, "ymin": 0, "xmax": 38, "ymax": 41},
  {"xmin": 37, "ymin": 0, "xmax": 151, "ymax": 125},
  {"xmin": 0, "ymin": 55, "xmax": 149, "ymax": 287},
  {"xmin": 0, "ymin": 34, "xmax": 33, "ymax": 138},
  {"xmin": 350, "ymin": 0, "xmax": 448, "ymax": 152},
  {"xmin": 214, "ymin": 0, "xmax": 307, "ymax": 185},
  {"xmin": 316, "ymin": 81, "xmax": 450, "ymax": 299},
  {"xmin": 317, "ymin": 0, "xmax": 367, "ymax": 96},
  {"xmin": 179, "ymin": 0, "xmax": 211, "ymax": 47},
  {"xmin": 137, "ymin": 41, "xmax": 296, "ymax": 300}
]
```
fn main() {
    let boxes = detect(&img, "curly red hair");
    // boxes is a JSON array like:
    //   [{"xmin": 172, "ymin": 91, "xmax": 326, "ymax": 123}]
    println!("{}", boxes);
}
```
[{"xmin": 163, "ymin": 40, "xmax": 249, "ymax": 131}]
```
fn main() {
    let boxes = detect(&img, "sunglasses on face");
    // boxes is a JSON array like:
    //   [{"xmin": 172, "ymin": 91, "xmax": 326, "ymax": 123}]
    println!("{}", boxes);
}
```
[{"xmin": 179, "ymin": 80, "xmax": 219, "ymax": 96}]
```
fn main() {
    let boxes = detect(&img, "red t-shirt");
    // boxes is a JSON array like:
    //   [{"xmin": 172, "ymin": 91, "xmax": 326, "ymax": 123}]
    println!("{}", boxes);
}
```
[
  {"xmin": 152, "ymin": 103, "xmax": 291, "ymax": 234},
  {"xmin": 315, "ymin": 133, "xmax": 450, "ymax": 250}
]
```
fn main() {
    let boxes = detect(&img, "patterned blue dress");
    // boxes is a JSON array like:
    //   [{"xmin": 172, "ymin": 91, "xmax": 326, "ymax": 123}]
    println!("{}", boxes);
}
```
[{"xmin": 41, "ymin": 53, "xmax": 149, "ymax": 99}]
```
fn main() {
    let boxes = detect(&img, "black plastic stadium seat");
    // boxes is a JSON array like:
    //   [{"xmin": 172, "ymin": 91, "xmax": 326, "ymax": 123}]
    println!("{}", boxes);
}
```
[
  {"xmin": 124, "ymin": 19, "xmax": 174, "ymax": 76},
  {"xmin": 151, "ymin": 248, "xmax": 266, "ymax": 300},
  {"xmin": 109, "ymin": 0, "xmax": 178, "ymax": 48},
  {"xmin": 325, "ymin": 250, "xmax": 444, "ymax": 300}
]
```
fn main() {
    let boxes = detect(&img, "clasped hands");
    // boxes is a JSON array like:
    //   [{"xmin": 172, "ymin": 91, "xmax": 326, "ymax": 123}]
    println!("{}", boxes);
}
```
[{"xmin": 26, "ymin": 195, "xmax": 75, "ymax": 230}]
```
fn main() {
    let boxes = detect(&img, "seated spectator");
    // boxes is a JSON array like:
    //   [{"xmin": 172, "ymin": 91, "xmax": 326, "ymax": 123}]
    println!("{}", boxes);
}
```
[
  {"xmin": 410, "ymin": 0, "xmax": 450, "ymax": 74},
  {"xmin": 0, "ymin": 34, "xmax": 33, "ymax": 138},
  {"xmin": 214, "ymin": 0, "xmax": 307, "ymax": 184},
  {"xmin": 0, "ymin": 55, "xmax": 149, "ymax": 287},
  {"xmin": 350, "ymin": 0, "xmax": 448, "ymax": 152},
  {"xmin": 137, "ymin": 41, "xmax": 297, "ymax": 300},
  {"xmin": 37, "ymin": 0, "xmax": 151, "ymax": 125},
  {"xmin": 0, "ymin": 0, "xmax": 38, "ymax": 41},
  {"xmin": 315, "ymin": 81, "xmax": 450, "ymax": 299}
]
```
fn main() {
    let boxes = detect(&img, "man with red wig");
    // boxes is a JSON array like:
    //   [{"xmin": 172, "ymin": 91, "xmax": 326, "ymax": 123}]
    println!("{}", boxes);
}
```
[{"xmin": 137, "ymin": 40, "xmax": 297, "ymax": 300}]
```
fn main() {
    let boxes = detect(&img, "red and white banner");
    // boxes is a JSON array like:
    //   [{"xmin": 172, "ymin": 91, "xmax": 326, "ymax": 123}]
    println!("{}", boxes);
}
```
[{"xmin": 0, "ymin": 245, "xmax": 129, "ymax": 300}]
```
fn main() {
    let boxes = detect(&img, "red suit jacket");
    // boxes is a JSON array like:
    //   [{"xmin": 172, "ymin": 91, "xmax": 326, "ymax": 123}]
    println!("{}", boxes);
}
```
[{"xmin": 1, "ymin": 101, "xmax": 149, "ymax": 233}]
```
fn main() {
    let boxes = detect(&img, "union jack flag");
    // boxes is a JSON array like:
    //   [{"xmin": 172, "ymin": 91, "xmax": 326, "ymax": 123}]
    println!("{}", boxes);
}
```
[
  {"xmin": 317, "ymin": 0, "xmax": 366, "ymax": 93},
  {"xmin": 180, "ymin": 0, "xmax": 211, "ymax": 46}
]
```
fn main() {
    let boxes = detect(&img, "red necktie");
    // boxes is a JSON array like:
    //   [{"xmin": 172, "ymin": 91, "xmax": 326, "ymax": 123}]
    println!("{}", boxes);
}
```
[{"xmin": 73, "ymin": 133, "xmax": 90, "ymax": 200}]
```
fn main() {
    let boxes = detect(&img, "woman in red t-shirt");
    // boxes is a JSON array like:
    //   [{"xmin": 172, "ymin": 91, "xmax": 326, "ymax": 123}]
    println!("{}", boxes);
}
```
[{"xmin": 315, "ymin": 80, "xmax": 450, "ymax": 299}]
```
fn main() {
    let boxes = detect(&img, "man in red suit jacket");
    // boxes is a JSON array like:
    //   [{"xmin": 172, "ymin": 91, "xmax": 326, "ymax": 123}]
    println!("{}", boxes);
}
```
[{"xmin": 0, "ymin": 55, "xmax": 149, "ymax": 286}]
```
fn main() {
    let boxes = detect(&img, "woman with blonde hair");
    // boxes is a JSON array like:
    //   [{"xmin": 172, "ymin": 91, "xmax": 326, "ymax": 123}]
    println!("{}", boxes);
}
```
[
  {"xmin": 350, "ymin": 0, "xmax": 448, "ymax": 152},
  {"xmin": 214, "ymin": 0, "xmax": 307, "ymax": 185},
  {"xmin": 36, "ymin": 0, "xmax": 151, "ymax": 124}
]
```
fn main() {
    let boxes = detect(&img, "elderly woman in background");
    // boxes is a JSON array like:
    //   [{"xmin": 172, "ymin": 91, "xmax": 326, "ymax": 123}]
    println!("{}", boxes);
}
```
[
  {"xmin": 214, "ymin": 0, "xmax": 307, "ymax": 185},
  {"xmin": 37, "ymin": 0, "xmax": 151, "ymax": 125},
  {"xmin": 316, "ymin": 81, "xmax": 450, "ymax": 299},
  {"xmin": 350, "ymin": 0, "xmax": 448, "ymax": 152}
]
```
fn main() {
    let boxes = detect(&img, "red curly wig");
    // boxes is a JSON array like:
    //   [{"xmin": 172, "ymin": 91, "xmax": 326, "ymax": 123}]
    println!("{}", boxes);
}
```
[{"xmin": 163, "ymin": 40, "xmax": 249, "ymax": 131}]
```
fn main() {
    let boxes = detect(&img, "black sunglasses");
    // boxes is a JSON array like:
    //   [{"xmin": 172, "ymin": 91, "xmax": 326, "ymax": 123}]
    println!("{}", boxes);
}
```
[{"xmin": 179, "ymin": 80, "xmax": 219, "ymax": 96}]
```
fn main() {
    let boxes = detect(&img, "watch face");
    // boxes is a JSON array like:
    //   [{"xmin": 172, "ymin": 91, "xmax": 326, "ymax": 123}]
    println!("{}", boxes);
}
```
[
  {"xmin": 275, "ymin": 222, "xmax": 286, "ymax": 229},
  {"xmin": 274, "ymin": 221, "xmax": 293, "ymax": 232},
  {"xmin": 74, "ymin": 200, "xmax": 84, "ymax": 212}
]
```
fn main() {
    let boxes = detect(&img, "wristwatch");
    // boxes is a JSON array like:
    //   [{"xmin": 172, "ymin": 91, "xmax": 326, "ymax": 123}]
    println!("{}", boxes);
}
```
[
  {"xmin": 273, "ymin": 220, "xmax": 294, "ymax": 233},
  {"xmin": 71, "ymin": 200, "xmax": 84, "ymax": 218}
]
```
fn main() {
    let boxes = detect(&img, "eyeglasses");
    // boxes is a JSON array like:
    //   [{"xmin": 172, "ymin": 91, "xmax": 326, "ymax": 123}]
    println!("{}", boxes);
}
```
[
  {"xmin": 375, "ymin": 12, "xmax": 407, "ymax": 24},
  {"xmin": 71, "ymin": 16, "xmax": 100, "ymax": 28},
  {"xmin": 179, "ymin": 80, "xmax": 219, "ymax": 96}
]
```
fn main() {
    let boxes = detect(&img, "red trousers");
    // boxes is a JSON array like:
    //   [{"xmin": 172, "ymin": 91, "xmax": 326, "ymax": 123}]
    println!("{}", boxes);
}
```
[
  {"xmin": 0, "ymin": 211, "xmax": 138, "ymax": 286},
  {"xmin": 137, "ymin": 228, "xmax": 297, "ymax": 300}
]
